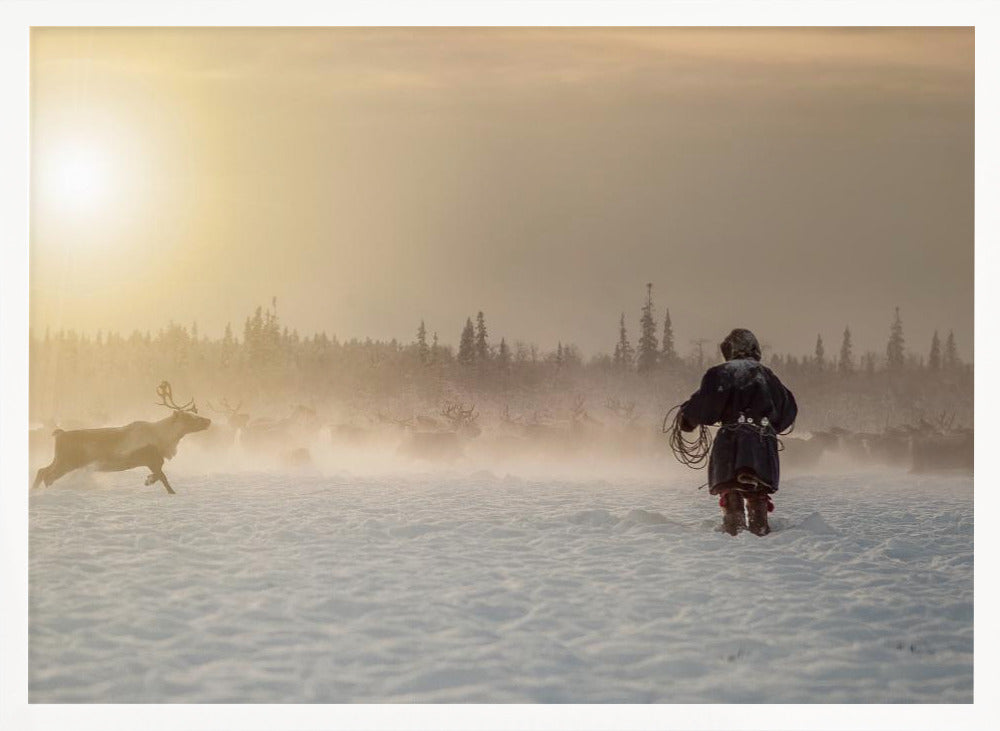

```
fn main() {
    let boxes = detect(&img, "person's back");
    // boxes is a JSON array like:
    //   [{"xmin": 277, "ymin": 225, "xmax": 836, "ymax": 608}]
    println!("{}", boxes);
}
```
[{"xmin": 680, "ymin": 328, "xmax": 797, "ymax": 535}]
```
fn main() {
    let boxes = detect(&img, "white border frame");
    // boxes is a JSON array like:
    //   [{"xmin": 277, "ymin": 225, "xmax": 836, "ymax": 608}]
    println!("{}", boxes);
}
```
[{"xmin": 1, "ymin": 2, "xmax": 995, "ymax": 730}]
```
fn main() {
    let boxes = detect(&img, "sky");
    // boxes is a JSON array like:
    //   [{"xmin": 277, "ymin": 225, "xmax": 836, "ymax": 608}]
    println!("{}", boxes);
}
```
[{"xmin": 29, "ymin": 27, "xmax": 974, "ymax": 361}]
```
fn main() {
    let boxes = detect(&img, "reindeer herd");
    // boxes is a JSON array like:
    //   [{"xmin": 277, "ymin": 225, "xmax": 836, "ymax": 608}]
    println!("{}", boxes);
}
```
[
  {"xmin": 29, "ymin": 383, "xmax": 972, "ymax": 494},
  {"xmin": 780, "ymin": 413, "xmax": 973, "ymax": 474}
]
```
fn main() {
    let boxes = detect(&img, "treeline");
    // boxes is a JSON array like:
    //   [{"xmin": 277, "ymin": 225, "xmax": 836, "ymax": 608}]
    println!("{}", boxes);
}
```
[
  {"xmin": 29, "ymin": 290, "xmax": 972, "ymax": 432},
  {"xmin": 606, "ymin": 287, "xmax": 965, "ymax": 379}
]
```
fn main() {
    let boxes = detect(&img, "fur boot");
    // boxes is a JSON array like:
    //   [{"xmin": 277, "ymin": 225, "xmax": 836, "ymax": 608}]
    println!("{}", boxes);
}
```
[
  {"xmin": 745, "ymin": 493, "xmax": 771, "ymax": 536},
  {"xmin": 720, "ymin": 491, "xmax": 746, "ymax": 536}
]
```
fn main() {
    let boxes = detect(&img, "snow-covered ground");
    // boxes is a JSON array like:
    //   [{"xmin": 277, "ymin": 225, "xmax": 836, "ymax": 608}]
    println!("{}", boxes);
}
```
[{"xmin": 29, "ymin": 463, "xmax": 972, "ymax": 703}]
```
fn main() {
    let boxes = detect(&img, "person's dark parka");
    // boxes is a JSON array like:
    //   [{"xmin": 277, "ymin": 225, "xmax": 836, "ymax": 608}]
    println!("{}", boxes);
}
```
[{"xmin": 680, "ymin": 330, "xmax": 798, "ymax": 493}]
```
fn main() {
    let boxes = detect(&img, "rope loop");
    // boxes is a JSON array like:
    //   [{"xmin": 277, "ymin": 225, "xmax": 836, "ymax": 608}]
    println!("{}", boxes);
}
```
[
  {"xmin": 662, "ymin": 404, "xmax": 792, "ymax": 470},
  {"xmin": 662, "ymin": 404, "xmax": 712, "ymax": 470}
]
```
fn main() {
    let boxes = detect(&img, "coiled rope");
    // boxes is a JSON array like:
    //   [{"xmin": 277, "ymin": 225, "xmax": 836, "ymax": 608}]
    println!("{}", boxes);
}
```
[
  {"xmin": 661, "ymin": 403, "xmax": 795, "ymax": 478},
  {"xmin": 662, "ymin": 404, "xmax": 713, "ymax": 469}
]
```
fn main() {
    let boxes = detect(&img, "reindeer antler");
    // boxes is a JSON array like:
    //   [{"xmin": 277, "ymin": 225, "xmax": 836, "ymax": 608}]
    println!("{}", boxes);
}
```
[
  {"xmin": 442, "ymin": 403, "xmax": 478, "ymax": 425},
  {"xmin": 500, "ymin": 404, "xmax": 522, "ymax": 425},
  {"xmin": 156, "ymin": 381, "xmax": 198, "ymax": 413}
]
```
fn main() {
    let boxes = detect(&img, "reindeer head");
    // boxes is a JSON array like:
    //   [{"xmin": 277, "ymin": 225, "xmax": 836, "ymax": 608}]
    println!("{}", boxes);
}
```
[
  {"xmin": 157, "ymin": 381, "xmax": 211, "ymax": 433},
  {"xmin": 500, "ymin": 404, "xmax": 521, "ymax": 425},
  {"xmin": 441, "ymin": 403, "xmax": 481, "ymax": 437},
  {"xmin": 207, "ymin": 397, "xmax": 249, "ymax": 430}
]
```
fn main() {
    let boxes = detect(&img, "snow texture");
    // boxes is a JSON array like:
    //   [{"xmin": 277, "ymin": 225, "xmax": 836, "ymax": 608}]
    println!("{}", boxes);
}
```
[{"xmin": 29, "ymin": 468, "xmax": 972, "ymax": 703}]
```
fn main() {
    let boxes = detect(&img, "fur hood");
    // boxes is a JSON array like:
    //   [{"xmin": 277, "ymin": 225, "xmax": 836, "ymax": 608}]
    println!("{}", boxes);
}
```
[{"xmin": 719, "ymin": 328, "xmax": 761, "ymax": 361}]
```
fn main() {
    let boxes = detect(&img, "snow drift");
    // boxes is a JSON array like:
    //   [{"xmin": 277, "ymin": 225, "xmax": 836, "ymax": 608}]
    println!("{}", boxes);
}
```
[{"xmin": 29, "ymin": 466, "xmax": 972, "ymax": 703}]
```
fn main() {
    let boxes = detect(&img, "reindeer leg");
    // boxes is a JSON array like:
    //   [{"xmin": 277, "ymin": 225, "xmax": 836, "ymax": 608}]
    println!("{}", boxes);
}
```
[
  {"xmin": 157, "ymin": 471, "xmax": 176, "ymax": 495},
  {"xmin": 35, "ymin": 437, "xmax": 61, "ymax": 488},
  {"xmin": 141, "ymin": 448, "xmax": 175, "ymax": 494},
  {"xmin": 144, "ymin": 467, "xmax": 175, "ymax": 494},
  {"xmin": 43, "ymin": 466, "xmax": 69, "ymax": 487},
  {"xmin": 35, "ymin": 457, "xmax": 74, "ymax": 488}
]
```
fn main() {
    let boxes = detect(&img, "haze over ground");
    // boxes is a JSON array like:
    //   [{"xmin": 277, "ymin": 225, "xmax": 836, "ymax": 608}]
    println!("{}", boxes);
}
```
[{"xmin": 30, "ymin": 27, "xmax": 973, "ymax": 361}]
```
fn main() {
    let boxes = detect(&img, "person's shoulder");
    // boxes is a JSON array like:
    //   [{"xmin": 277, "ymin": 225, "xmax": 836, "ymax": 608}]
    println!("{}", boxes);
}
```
[
  {"xmin": 760, "ymin": 363, "xmax": 792, "ymax": 388},
  {"xmin": 757, "ymin": 362, "xmax": 777, "ymax": 377},
  {"xmin": 705, "ymin": 359, "xmax": 753, "ymax": 386},
  {"xmin": 703, "ymin": 362, "xmax": 730, "ymax": 380},
  {"xmin": 717, "ymin": 358, "xmax": 764, "ymax": 376}
]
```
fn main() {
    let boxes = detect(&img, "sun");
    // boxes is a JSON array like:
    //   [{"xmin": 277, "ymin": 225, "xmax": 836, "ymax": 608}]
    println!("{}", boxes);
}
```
[{"xmin": 39, "ymin": 143, "xmax": 109, "ymax": 212}]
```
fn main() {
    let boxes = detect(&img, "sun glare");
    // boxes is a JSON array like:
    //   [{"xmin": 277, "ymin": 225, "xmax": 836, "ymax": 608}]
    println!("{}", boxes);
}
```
[{"xmin": 40, "ymin": 144, "xmax": 108, "ymax": 212}]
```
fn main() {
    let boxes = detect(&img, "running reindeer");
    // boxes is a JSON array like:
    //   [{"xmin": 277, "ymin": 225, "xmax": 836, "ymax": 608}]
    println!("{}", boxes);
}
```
[{"xmin": 32, "ymin": 381, "xmax": 210, "ymax": 494}]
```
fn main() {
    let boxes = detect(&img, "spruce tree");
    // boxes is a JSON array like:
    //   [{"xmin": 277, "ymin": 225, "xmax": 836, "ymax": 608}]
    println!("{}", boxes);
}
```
[
  {"xmin": 838, "ymin": 327, "xmax": 853, "ymax": 374},
  {"xmin": 416, "ymin": 320, "xmax": 429, "ymax": 364},
  {"xmin": 637, "ymin": 283, "xmax": 659, "ymax": 374},
  {"xmin": 814, "ymin": 334, "xmax": 825, "ymax": 371},
  {"xmin": 474, "ymin": 311, "xmax": 490, "ymax": 362},
  {"xmin": 944, "ymin": 330, "xmax": 959, "ymax": 371},
  {"xmin": 886, "ymin": 306, "xmax": 905, "ymax": 372},
  {"xmin": 458, "ymin": 318, "xmax": 475, "ymax": 365},
  {"xmin": 660, "ymin": 308, "xmax": 676, "ymax": 364},
  {"xmin": 614, "ymin": 313, "xmax": 634, "ymax": 370},
  {"xmin": 928, "ymin": 331, "xmax": 941, "ymax": 371}
]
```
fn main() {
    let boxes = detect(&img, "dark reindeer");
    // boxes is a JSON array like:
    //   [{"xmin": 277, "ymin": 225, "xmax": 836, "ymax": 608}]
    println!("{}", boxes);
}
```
[{"xmin": 32, "ymin": 381, "xmax": 210, "ymax": 494}]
